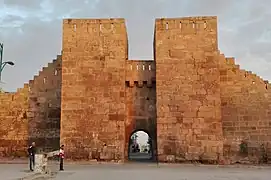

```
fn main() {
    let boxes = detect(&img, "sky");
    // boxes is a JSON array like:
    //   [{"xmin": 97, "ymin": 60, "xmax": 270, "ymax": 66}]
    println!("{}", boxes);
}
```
[
  {"xmin": 135, "ymin": 131, "xmax": 149, "ymax": 147},
  {"xmin": 0, "ymin": 0, "xmax": 271, "ymax": 91}
]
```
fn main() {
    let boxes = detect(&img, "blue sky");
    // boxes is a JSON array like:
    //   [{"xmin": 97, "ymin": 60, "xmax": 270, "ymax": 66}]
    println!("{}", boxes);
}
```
[{"xmin": 0, "ymin": 0, "xmax": 271, "ymax": 91}]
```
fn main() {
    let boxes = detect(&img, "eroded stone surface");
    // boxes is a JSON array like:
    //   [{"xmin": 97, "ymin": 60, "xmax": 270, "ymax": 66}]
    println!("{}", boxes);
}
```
[{"xmin": 0, "ymin": 16, "xmax": 271, "ymax": 164}]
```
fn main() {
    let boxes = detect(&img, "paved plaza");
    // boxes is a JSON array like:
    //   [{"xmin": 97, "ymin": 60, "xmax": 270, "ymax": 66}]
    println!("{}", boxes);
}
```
[{"xmin": 0, "ymin": 163, "xmax": 270, "ymax": 180}]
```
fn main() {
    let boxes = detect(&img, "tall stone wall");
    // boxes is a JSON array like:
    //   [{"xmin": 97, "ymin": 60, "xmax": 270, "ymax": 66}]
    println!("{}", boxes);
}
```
[
  {"xmin": 0, "ymin": 55, "xmax": 61, "ymax": 157},
  {"xmin": 0, "ymin": 86, "xmax": 29, "ymax": 157},
  {"xmin": 125, "ymin": 60, "xmax": 156, "ymax": 159},
  {"xmin": 154, "ymin": 16, "xmax": 223, "ymax": 162},
  {"xmin": 28, "ymin": 55, "xmax": 62, "ymax": 152},
  {"xmin": 61, "ymin": 19, "xmax": 128, "ymax": 160},
  {"xmin": 219, "ymin": 55, "xmax": 271, "ymax": 162}
]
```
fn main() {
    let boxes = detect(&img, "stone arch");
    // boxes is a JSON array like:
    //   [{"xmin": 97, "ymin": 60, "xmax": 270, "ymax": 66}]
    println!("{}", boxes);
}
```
[{"xmin": 127, "ymin": 128, "xmax": 157, "ymax": 162}]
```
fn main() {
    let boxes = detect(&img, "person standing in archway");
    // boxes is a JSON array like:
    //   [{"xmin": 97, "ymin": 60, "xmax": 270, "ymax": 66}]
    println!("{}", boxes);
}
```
[{"xmin": 59, "ymin": 145, "xmax": 65, "ymax": 171}]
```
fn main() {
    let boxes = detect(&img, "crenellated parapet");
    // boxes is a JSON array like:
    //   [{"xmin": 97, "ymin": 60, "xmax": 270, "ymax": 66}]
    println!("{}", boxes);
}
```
[
  {"xmin": 125, "ymin": 60, "xmax": 155, "ymax": 88},
  {"xmin": 155, "ymin": 16, "xmax": 217, "ymax": 32},
  {"xmin": 219, "ymin": 55, "xmax": 270, "ymax": 91}
]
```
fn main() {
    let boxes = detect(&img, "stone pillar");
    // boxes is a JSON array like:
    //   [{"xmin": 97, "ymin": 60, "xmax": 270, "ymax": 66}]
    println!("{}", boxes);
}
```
[{"xmin": 34, "ymin": 154, "xmax": 48, "ymax": 173}]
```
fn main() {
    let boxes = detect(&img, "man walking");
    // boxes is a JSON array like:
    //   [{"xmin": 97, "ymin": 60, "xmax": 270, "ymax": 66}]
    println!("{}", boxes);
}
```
[
  {"xmin": 27, "ymin": 142, "xmax": 36, "ymax": 171},
  {"xmin": 59, "ymin": 145, "xmax": 64, "ymax": 171}
]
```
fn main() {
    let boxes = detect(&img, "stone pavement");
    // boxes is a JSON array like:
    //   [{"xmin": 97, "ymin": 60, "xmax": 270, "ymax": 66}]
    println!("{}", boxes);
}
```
[{"xmin": 0, "ymin": 163, "xmax": 271, "ymax": 180}]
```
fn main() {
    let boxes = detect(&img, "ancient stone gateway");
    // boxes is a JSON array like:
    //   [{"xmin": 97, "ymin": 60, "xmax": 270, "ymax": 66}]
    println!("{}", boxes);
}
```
[
  {"xmin": 1, "ymin": 16, "xmax": 271, "ymax": 164},
  {"xmin": 60, "ymin": 16, "xmax": 221, "ymax": 161}
]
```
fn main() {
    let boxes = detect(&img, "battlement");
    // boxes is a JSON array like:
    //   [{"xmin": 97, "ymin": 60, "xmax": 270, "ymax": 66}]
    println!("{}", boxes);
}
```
[
  {"xmin": 62, "ymin": 18, "xmax": 127, "ymax": 35},
  {"xmin": 155, "ymin": 16, "xmax": 217, "ymax": 31},
  {"xmin": 125, "ymin": 60, "xmax": 155, "ymax": 88},
  {"xmin": 29, "ymin": 55, "xmax": 62, "ymax": 91},
  {"xmin": 63, "ymin": 18, "xmax": 125, "ymax": 24},
  {"xmin": 220, "ymin": 55, "xmax": 270, "ymax": 90}
]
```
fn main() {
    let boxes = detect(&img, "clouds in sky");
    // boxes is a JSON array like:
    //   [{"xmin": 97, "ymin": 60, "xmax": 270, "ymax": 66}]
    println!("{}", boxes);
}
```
[{"xmin": 0, "ymin": 0, "xmax": 271, "ymax": 91}]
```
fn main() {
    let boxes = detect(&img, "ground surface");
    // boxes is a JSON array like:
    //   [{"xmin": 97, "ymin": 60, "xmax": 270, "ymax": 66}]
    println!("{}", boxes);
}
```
[{"xmin": 0, "ymin": 162, "xmax": 271, "ymax": 180}]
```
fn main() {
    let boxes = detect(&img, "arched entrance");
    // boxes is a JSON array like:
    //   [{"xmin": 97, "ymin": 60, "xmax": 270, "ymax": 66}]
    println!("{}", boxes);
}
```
[{"xmin": 128, "ymin": 130, "xmax": 154, "ymax": 161}]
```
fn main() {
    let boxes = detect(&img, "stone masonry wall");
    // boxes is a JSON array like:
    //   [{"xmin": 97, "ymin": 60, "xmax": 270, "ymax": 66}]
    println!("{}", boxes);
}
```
[
  {"xmin": 125, "ymin": 60, "xmax": 156, "ymax": 159},
  {"xmin": 61, "ymin": 19, "xmax": 128, "ymax": 160},
  {"xmin": 0, "ymin": 55, "xmax": 61, "ymax": 157},
  {"xmin": 0, "ymin": 86, "xmax": 29, "ymax": 157},
  {"xmin": 28, "ymin": 55, "xmax": 62, "ymax": 152},
  {"xmin": 219, "ymin": 55, "xmax": 271, "ymax": 163},
  {"xmin": 154, "ymin": 16, "xmax": 223, "ymax": 162}
]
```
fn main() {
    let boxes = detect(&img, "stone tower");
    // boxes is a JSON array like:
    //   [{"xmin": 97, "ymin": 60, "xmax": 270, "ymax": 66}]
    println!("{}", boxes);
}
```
[
  {"xmin": 61, "ymin": 19, "xmax": 128, "ymax": 159},
  {"xmin": 154, "ymin": 17, "xmax": 223, "ymax": 161}
]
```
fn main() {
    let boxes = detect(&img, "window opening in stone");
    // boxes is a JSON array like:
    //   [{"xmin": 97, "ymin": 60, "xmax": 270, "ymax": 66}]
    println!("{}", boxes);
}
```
[
  {"xmin": 73, "ymin": 24, "xmax": 76, "ymax": 31},
  {"xmin": 136, "ymin": 65, "xmax": 139, "ymax": 70},
  {"xmin": 166, "ymin": 22, "xmax": 169, "ymax": 30},
  {"xmin": 148, "ymin": 65, "xmax": 151, "ymax": 70},
  {"xmin": 128, "ymin": 130, "xmax": 153, "ymax": 162},
  {"xmin": 43, "ymin": 77, "xmax": 46, "ymax": 84},
  {"xmin": 142, "ymin": 65, "xmax": 145, "ymax": 70},
  {"xmin": 204, "ymin": 21, "xmax": 207, "ymax": 29},
  {"xmin": 146, "ymin": 97, "xmax": 149, "ymax": 100},
  {"xmin": 179, "ymin": 22, "xmax": 182, "ymax": 29},
  {"xmin": 54, "ymin": 70, "xmax": 58, "ymax": 76}
]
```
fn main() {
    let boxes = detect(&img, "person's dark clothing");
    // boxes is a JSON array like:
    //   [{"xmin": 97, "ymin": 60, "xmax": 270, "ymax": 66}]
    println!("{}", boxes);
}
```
[
  {"xmin": 27, "ymin": 146, "xmax": 36, "ymax": 171},
  {"xmin": 60, "ymin": 158, "xmax": 64, "ymax": 171}
]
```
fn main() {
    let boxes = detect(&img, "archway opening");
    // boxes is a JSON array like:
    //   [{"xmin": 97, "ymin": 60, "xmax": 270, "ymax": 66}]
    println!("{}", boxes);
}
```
[{"xmin": 128, "ymin": 130, "xmax": 153, "ymax": 161}]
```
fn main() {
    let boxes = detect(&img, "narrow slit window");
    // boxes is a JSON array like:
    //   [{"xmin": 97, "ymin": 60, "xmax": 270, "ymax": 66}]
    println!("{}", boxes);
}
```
[
  {"xmin": 179, "ymin": 22, "xmax": 182, "ymax": 29},
  {"xmin": 166, "ymin": 22, "xmax": 169, "ymax": 30},
  {"xmin": 73, "ymin": 24, "xmax": 76, "ymax": 31},
  {"xmin": 43, "ymin": 77, "xmax": 46, "ymax": 84},
  {"xmin": 148, "ymin": 65, "xmax": 151, "ymax": 70},
  {"xmin": 142, "ymin": 65, "xmax": 145, "ymax": 70},
  {"xmin": 136, "ymin": 65, "xmax": 139, "ymax": 70},
  {"xmin": 54, "ymin": 70, "xmax": 58, "ymax": 76}
]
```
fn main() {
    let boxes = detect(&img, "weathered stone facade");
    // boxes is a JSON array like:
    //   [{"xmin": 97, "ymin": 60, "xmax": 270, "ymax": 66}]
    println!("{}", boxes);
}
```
[
  {"xmin": 1, "ymin": 16, "xmax": 271, "ymax": 163},
  {"xmin": 0, "ymin": 56, "xmax": 61, "ymax": 157}
]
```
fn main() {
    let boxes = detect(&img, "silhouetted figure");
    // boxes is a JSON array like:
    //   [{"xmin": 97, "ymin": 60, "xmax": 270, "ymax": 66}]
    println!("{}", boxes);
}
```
[
  {"xmin": 59, "ymin": 145, "xmax": 65, "ymax": 171},
  {"xmin": 27, "ymin": 142, "xmax": 36, "ymax": 171}
]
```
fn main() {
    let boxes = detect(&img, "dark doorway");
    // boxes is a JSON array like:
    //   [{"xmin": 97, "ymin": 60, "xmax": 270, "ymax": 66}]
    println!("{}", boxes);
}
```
[{"xmin": 128, "ymin": 130, "xmax": 153, "ymax": 162}]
